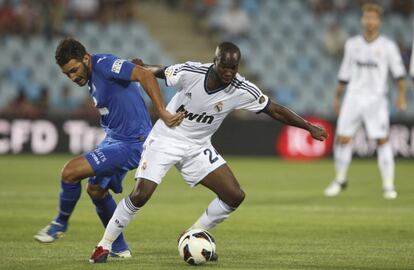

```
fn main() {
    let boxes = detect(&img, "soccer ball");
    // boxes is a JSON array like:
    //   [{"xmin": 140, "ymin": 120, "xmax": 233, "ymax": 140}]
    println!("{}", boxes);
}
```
[{"xmin": 178, "ymin": 229, "xmax": 216, "ymax": 265}]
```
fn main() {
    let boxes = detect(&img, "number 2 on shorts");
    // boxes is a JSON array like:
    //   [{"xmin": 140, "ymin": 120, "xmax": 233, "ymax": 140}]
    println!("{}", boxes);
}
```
[{"xmin": 203, "ymin": 148, "xmax": 219, "ymax": 164}]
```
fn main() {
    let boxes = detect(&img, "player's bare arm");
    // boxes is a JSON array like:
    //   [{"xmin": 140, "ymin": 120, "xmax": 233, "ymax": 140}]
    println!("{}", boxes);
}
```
[
  {"xmin": 264, "ymin": 101, "xmax": 328, "ymax": 141},
  {"xmin": 130, "ymin": 65, "xmax": 184, "ymax": 127},
  {"xmin": 131, "ymin": 58, "xmax": 166, "ymax": 79},
  {"xmin": 395, "ymin": 78, "xmax": 407, "ymax": 111},
  {"xmin": 332, "ymin": 82, "xmax": 347, "ymax": 115}
]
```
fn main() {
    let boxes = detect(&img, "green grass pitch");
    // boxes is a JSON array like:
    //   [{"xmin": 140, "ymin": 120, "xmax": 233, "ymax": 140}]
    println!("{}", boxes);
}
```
[{"xmin": 0, "ymin": 155, "xmax": 413, "ymax": 270}]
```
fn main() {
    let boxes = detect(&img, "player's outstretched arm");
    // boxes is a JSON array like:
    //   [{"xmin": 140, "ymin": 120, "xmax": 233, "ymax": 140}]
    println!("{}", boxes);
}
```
[
  {"xmin": 131, "ymin": 58, "xmax": 166, "ymax": 79},
  {"xmin": 130, "ymin": 65, "xmax": 183, "ymax": 127},
  {"xmin": 264, "ymin": 101, "xmax": 328, "ymax": 141}
]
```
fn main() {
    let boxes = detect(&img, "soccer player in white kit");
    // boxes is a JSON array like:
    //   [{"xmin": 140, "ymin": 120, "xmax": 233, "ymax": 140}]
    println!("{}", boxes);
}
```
[
  {"xmin": 89, "ymin": 42, "xmax": 328, "ymax": 263},
  {"xmin": 324, "ymin": 3, "xmax": 407, "ymax": 199}
]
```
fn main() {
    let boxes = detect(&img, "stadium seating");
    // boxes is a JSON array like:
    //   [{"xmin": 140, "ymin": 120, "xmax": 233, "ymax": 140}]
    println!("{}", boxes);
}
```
[
  {"xmin": 0, "ymin": 1, "xmax": 413, "ymax": 118},
  {"xmin": 0, "ymin": 22, "xmax": 173, "ymax": 109},
  {"xmin": 232, "ymin": 0, "xmax": 414, "ymax": 117}
]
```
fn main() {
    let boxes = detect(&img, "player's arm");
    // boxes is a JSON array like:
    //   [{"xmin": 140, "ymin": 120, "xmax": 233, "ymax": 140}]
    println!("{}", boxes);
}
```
[
  {"xmin": 332, "ymin": 81, "xmax": 347, "ymax": 115},
  {"xmin": 333, "ymin": 39, "xmax": 351, "ymax": 115},
  {"xmin": 395, "ymin": 78, "xmax": 407, "ymax": 111},
  {"xmin": 131, "ymin": 58, "xmax": 166, "ymax": 79},
  {"xmin": 263, "ymin": 101, "xmax": 328, "ymax": 141},
  {"xmin": 130, "ymin": 65, "xmax": 183, "ymax": 127}
]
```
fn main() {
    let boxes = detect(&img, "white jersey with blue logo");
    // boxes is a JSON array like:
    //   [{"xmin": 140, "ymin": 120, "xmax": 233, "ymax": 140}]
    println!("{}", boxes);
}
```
[{"xmin": 148, "ymin": 62, "xmax": 269, "ymax": 145}]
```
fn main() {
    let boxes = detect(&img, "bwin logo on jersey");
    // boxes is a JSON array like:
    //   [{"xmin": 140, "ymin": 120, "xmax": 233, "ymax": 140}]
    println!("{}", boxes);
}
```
[{"xmin": 176, "ymin": 104, "xmax": 214, "ymax": 124}]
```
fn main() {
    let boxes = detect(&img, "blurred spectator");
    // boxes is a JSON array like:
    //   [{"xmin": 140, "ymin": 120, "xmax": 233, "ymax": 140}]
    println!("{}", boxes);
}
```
[
  {"xmin": 14, "ymin": 0, "xmax": 41, "ymax": 37},
  {"xmin": 332, "ymin": 0, "xmax": 350, "ymax": 13},
  {"xmin": 36, "ymin": 86, "xmax": 50, "ymax": 117},
  {"xmin": 53, "ymin": 85, "xmax": 81, "ymax": 115},
  {"xmin": 40, "ymin": 0, "xmax": 66, "ymax": 39},
  {"xmin": 308, "ymin": 0, "xmax": 333, "ymax": 15},
  {"xmin": 323, "ymin": 20, "xmax": 348, "ymax": 59},
  {"xmin": 72, "ymin": 98, "xmax": 99, "ymax": 119},
  {"xmin": 99, "ymin": 0, "xmax": 137, "ymax": 24},
  {"xmin": 5, "ymin": 54, "xmax": 40, "ymax": 100},
  {"xmin": 0, "ymin": 0, "xmax": 18, "ymax": 36},
  {"xmin": 69, "ymin": 0, "xmax": 99, "ymax": 22},
  {"xmin": 1, "ymin": 87, "xmax": 40, "ymax": 118},
  {"xmin": 218, "ymin": 0, "xmax": 249, "ymax": 42},
  {"xmin": 390, "ymin": 0, "xmax": 412, "ymax": 17}
]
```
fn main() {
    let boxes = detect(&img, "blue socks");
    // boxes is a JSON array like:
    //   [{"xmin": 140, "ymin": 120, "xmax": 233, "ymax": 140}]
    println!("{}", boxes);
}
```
[
  {"xmin": 55, "ymin": 181, "xmax": 82, "ymax": 225},
  {"xmin": 92, "ymin": 193, "xmax": 128, "ymax": 252}
]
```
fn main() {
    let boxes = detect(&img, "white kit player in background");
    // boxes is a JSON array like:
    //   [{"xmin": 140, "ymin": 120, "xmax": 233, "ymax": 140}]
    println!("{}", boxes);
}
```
[
  {"xmin": 89, "ymin": 41, "xmax": 328, "ymax": 263},
  {"xmin": 324, "ymin": 3, "xmax": 407, "ymax": 199}
]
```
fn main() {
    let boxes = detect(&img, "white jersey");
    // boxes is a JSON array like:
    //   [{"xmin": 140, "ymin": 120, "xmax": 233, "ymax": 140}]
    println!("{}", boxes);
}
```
[
  {"xmin": 338, "ymin": 35, "xmax": 405, "ymax": 98},
  {"xmin": 149, "ymin": 62, "xmax": 269, "ymax": 145}
]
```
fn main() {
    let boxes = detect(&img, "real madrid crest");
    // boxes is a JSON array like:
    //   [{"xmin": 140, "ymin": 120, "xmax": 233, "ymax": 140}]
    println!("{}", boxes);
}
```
[{"xmin": 214, "ymin": 101, "xmax": 224, "ymax": 112}]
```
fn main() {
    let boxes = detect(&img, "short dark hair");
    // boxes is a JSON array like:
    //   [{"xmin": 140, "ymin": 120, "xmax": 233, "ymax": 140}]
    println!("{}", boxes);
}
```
[
  {"xmin": 216, "ymin": 42, "xmax": 241, "ymax": 60},
  {"xmin": 55, "ymin": 38, "xmax": 87, "ymax": 66}
]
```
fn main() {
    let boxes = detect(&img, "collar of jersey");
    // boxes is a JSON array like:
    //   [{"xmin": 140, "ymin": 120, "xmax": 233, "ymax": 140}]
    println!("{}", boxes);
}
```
[{"xmin": 204, "ymin": 64, "xmax": 230, "ymax": 95}]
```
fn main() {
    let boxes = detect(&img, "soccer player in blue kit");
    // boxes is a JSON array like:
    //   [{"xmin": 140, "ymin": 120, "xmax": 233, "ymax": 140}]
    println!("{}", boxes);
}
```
[{"xmin": 34, "ymin": 38, "xmax": 183, "ymax": 258}]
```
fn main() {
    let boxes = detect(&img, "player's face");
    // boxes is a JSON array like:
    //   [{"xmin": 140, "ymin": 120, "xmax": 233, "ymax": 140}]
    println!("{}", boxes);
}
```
[
  {"xmin": 214, "ymin": 53, "xmax": 240, "ymax": 84},
  {"xmin": 361, "ymin": 11, "xmax": 381, "ymax": 33},
  {"xmin": 60, "ymin": 55, "xmax": 90, "ymax": 86}
]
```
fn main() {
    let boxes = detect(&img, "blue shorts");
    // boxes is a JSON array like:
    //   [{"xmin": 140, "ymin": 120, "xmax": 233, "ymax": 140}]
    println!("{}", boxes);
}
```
[{"xmin": 84, "ymin": 137, "xmax": 144, "ymax": 194}]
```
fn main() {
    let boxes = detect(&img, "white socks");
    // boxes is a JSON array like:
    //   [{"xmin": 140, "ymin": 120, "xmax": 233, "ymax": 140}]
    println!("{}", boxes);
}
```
[
  {"xmin": 334, "ymin": 142, "xmax": 353, "ymax": 183},
  {"xmin": 377, "ymin": 142, "xmax": 395, "ymax": 190},
  {"xmin": 98, "ymin": 197, "xmax": 139, "ymax": 251},
  {"xmin": 190, "ymin": 198, "xmax": 235, "ymax": 231}
]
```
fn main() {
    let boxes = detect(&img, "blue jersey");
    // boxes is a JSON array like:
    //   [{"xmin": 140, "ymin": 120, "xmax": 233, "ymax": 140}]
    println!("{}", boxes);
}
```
[{"xmin": 88, "ymin": 54, "xmax": 152, "ymax": 141}]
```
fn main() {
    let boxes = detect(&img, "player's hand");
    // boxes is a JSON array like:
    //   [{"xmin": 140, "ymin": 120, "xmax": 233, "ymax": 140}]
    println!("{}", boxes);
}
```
[
  {"xmin": 131, "ymin": 58, "xmax": 145, "ymax": 66},
  {"xmin": 332, "ymin": 96, "xmax": 341, "ymax": 115},
  {"xmin": 159, "ymin": 110, "xmax": 185, "ymax": 127},
  {"xmin": 308, "ymin": 123, "xmax": 328, "ymax": 141},
  {"xmin": 396, "ymin": 93, "xmax": 407, "ymax": 112}
]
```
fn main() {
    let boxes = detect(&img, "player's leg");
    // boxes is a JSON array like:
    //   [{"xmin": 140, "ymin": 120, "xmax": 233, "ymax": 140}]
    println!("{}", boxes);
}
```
[
  {"xmin": 34, "ymin": 155, "xmax": 94, "ymax": 243},
  {"xmin": 90, "ymin": 137, "xmax": 178, "ymax": 263},
  {"xmin": 376, "ymin": 138, "xmax": 396, "ymax": 199},
  {"xmin": 87, "ymin": 139, "xmax": 147, "ymax": 256},
  {"xmin": 325, "ymin": 99, "xmax": 360, "ymax": 197},
  {"xmin": 87, "ymin": 182, "xmax": 130, "ymax": 258},
  {"xmin": 90, "ymin": 178, "xmax": 158, "ymax": 263},
  {"xmin": 190, "ymin": 164, "xmax": 245, "ymax": 231},
  {"xmin": 364, "ymin": 99, "xmax": 396, "ymax": 199}
]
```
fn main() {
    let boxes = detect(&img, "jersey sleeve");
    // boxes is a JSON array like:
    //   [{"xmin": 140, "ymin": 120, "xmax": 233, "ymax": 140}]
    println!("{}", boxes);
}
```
[
  {"xmin": 337, "ymin": 39, "xmax": 352, "ymax": 83},
  {"xmin": 95, "ymin": 55, "xmax": 135, "ymax": 81},
  {"xmin": 387, "ymin": 41, "xmax": 406, "ymax": 79},
  {"xmin": 234, "ymin": 79, "xmax": 270, "ymax": 113},
  {"xmin": 164, "ymin": 63, "xmax": 187, "ymax": 91}
]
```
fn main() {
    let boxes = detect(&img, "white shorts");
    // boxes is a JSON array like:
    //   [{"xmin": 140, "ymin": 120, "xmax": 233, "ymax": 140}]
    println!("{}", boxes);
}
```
[
  {"xmin": 337, "ymin": 96, "xmax": 389, "ymax": 139},
  {"xmin": 135, "ymin": 136, "xmax": 226, "ymax": 187}
]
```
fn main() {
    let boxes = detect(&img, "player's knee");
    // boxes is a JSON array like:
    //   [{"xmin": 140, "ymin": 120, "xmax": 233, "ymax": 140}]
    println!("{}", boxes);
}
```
[
  {"xmin": 129, "ymin": 179, "xmax": 157, "ymax": 208},
  {"xmin": 225, "ymin": 188, "xmax": 245, "ymax": 208},
  {"xmin": 86, "ymin": 184, "xmax": 107, "ymax": 199},
  {"xmin": 61, "ymin": 162, "xmax": 80, "ymax": 183},
  {"xmin": 129, "ymin": 191, "xmax": 151, "ymax": 208},
  {"xmin": 337, "ymin": 136, "xmax": 351, "ymax": 145}
]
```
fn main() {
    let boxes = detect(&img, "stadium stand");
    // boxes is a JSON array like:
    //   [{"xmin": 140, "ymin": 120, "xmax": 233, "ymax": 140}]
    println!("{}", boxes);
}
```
[{"xmin": 0, "ymin": 0, "xmax": 413, "ymax": 118}]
